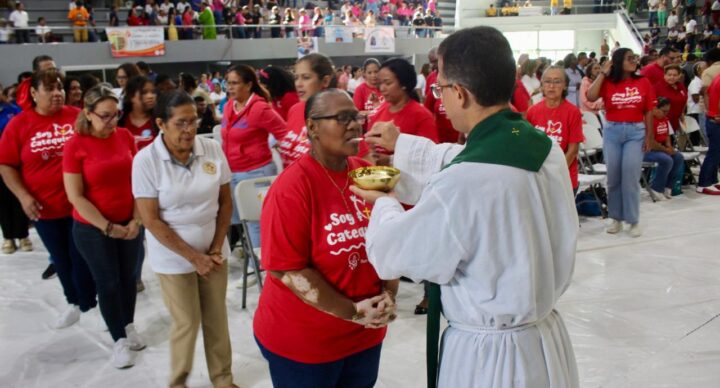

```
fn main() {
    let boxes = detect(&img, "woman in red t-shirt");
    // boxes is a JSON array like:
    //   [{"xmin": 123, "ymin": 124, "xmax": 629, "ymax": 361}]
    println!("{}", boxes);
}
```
[
  {"xmin": 255, "ymin": 89, "xmax": 397, "ymax": 387},
  {"xmin": 276, "ymin": 53, "xmax": 333, "ymax": 167},
  {"xmin": 588, "ymin": 48, "xmax": 655, "ymax": 237},
  {"xmin": 0, "ymin": 69, "xmax": 96, "ymax": 329},
  {"xmin": 353, "ymin": 58, "xmax": 384, "ymax": 118},
  {"xmin": 642, "ymin": 97, "xmax": 685, "ymax": 199},
  {"xmin": 653, "ymin": 64, "xmax": 687, "ymax": 133},
  {"xmin": 369, "ymin": 57, "xmax": 438, "ymax": 164},
  {"xmin": 63, "ymin": 84, "xmax": 144, "ymax": 368},
  {"xmin": 526, "ymin": 66, "xmax": 585, "ymax": 193},
  {"xmin": 222, "ymin": 64, "xmax": 288, "ymax": 249},
  {"xmin": 258, "ymin": 66, "xmax": 300, "ymax": 120},
  {"xmin": 120, "ymin": 76, "xmax": 157, "ymax": 150}
]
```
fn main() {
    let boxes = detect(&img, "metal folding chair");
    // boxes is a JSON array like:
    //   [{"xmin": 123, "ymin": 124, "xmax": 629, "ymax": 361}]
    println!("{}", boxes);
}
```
[{"xmin": 233, "ymin": 176, "xmax": 276, "ymax": 309}]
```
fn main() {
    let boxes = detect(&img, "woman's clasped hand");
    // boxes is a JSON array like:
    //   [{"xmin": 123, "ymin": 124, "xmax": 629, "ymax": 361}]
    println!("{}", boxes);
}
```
[{"xmin": 352, "ymin": 290, "xmax": 397, "ymax": 329}]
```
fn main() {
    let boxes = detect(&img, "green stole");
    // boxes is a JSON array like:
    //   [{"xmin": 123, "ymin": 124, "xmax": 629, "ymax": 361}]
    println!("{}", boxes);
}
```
[{"xmin": 426, "ymin": 108, "xmax": 552, "ymax": 388}]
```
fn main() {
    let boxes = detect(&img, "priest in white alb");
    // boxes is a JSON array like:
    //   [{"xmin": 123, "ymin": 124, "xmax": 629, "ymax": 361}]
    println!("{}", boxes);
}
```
[{"xmin": 350, "ymin": 26, "xmax": 580, "ymax": 388}]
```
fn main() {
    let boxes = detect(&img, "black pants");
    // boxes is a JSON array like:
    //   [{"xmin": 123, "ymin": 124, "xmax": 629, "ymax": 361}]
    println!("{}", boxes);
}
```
[
  {"xmin": 14, "ymin": 29, "xmax": 30, "ymax": 43},
  {"xmin": 0, "ymin": 179, "xmax": 29, "ymax": 240},
  {"xmin": 73, "ymin": 220, "xmax": 142, "ymax": 341}
]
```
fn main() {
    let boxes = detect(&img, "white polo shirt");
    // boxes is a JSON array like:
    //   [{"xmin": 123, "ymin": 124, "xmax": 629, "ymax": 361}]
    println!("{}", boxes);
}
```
[{"xmin": 132, "ymin": 134, "xmax": 232, "ymax": 275}]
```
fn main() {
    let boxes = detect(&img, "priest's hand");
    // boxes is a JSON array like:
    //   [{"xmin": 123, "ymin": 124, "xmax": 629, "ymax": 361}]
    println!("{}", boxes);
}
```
[
  {"xmin": 365, "ymin": 121, "xmax": 400, "ymax": 152},
  {"xmin": 349, "ymin": 185, "xmax": 393, "ymax": 205}
]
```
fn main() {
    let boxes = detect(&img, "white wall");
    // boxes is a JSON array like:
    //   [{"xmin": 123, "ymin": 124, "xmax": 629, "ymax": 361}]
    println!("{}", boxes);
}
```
[
  {"xmin": 610, "ymin": 12, "xmax": 643, "ymax": 54},
  {"xmin": 575, "ymin": 30, "xmax": 605, "ymax": 54}
]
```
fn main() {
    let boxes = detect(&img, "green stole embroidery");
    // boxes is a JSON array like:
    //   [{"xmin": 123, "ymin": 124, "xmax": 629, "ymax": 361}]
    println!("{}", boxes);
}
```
[{"xmin": 426, "ymin": 108, "xmax": 552, "ymax": 388}]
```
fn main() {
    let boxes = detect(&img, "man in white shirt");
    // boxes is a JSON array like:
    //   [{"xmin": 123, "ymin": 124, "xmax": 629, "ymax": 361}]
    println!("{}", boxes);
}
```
[
  {"xmin": 352, "ymin": 26, "xmax": 579, "ymax": 388},
  {"xmin": 667, "ymin": 10, "xmax": 679, "ymax": 29},
  {"xmin": 34, "ymin": 17, "xmax": 52, "ymax": 43},
  {"xmin": 685, "ymin": 15, "xmax": 697, "ymax": 36},
  {"xmin": 9, "ymin": 2, "xmax": 30, "ymax": 44},
  {"xmin": 648, "ymin": 0, "xmax": 659, "ymax": 26}
]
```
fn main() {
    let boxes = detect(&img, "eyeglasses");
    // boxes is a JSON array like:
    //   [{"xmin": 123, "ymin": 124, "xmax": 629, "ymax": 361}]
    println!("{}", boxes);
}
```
[
  {"xmin": 311, "ymin": 111, "xmax": 367, "ymax": 126},
  {"xmin": 430, "ymin": 83, "xmax": 454, "ymax": 99},
  {"xmin": 90, "ymin": 111, "xmax": 120, "ymax": 124},
  {"xmin": 542, "ymin": 79, "xmax": 565, "ymax": 86},
  {"xmin": 171, "ymin": 118, "xmax": 199, "ymax": 131}
]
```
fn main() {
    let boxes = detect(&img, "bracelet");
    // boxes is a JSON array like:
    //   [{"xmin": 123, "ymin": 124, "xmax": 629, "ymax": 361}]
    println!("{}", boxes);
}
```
[
  {"xmin": 133, "ymin": 218, "xmax": 142, "ymax": 227},
  {"xmin": 104, "ymin": 222, "xmax": 114, "ymax": 237},
  {"xmin": 208, "ymin": 250, "xmax": 221, "ymax": 255}
]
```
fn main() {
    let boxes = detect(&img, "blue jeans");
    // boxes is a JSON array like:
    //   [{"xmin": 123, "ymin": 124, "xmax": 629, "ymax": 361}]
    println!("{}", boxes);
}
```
[
  {"xmin": 643, "ymin": 151, "xmax": 684, "ymax": 192},
  {"xmin": 35, "ymin": 217, "xmax": 97, "ymax": 311},
  {"xmin": 230, "ymin": 162, "xmax": 277, "ymax": 247},
  {"xmin": 73, "ymin": 221, "xmax": 142, "ymax": 341},
  {"xmin": 699, "ymin": 118, "xmax": 720, "ymax": 187},
  {"xmin": 256, "ymin": 337, "xmax": 382, "ymax": 388},
  {"xmin": 603, "ymin": 122, "xmax": 646, "ymax": 224}
]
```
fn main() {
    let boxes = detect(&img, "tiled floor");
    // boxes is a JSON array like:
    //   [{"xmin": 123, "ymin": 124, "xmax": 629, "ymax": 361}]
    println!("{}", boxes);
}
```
[{"xmin": 1, "ymin": 191, "xmax": 719, "ymax": 387}]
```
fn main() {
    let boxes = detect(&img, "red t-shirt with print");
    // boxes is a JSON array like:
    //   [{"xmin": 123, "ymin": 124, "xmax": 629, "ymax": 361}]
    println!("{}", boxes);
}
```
[
  {"xmin": 369, "ymin": 100, "xmax": 438, "ymax": 155},
  {"xmin": 254, "ymin": 153, "xmax": 386, "ymax": 363},
  {"xmin": 424, "ymin": 81, "xmax": 458, "ymax": 144},
  {"xmin": 63, "ymin": 127, "xmax": 137, "ymax": 224},
  {"xmin": 653, "ymin": 117, "xmax": 671, "ymax": 143},
  {"xmin": 0, "ymin": 106, "xmax": 79, "ymax": 219},
  {"xmin": 600, "ymin": 76, "xmax": 655, "ymax": 122},
  {"xmin": 277, "ymin": 101, "xmax": 311, "ymax": 168},
  {"xmin": 526, "ymin": 99, "xmax": 585, "ymax": 189},
  {"xmin": 353, "ymin": 82, "xmax": 384, "ymax": 118},
  {"xmin": 121, "ymin": 116, "xmax": 157, "ymax": 150},
  {"xmin": 272, "ymin": 91, "xmax": 300, "ymax": 121}
]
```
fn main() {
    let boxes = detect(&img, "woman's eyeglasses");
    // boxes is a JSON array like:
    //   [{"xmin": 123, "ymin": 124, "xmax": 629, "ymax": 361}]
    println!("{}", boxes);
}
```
[
  {"xmin": 90, "ymin": 111, "xmax": 121, "ymax": 124},
  {"xmin": 311, "ymin": 112, "xmax": 367, "ymax": 126}
]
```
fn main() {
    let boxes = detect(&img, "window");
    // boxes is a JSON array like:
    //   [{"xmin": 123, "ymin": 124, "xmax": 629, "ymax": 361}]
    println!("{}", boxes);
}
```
[{"xmin": 504, "ymin": 30, "xmax": 576, "ymax": 63}]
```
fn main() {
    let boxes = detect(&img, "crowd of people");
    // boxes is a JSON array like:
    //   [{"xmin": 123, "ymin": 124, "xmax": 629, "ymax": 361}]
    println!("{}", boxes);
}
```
[
  {"xmin": 1, "ymin": 23, "xmax": 719, "ymax": 388},
  {"xmin": 0, "ymin": 0, "xmax": 443, "ymax": 44}
]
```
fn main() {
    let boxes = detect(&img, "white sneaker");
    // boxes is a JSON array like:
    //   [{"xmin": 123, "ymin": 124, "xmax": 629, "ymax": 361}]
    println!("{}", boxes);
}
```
[
  {"xmin": 125, "ymin": 323, "xmax": 146, "ymax": 351},
  {"xmin": 628, "ymin": 223, "xmax": 642, "ymax": 238},
  {"xmin": 235, "ymin": 274, "xmax": 258, "ymax": 289},
  {"xmin": 605, "ymin": 219, "xmax": 623, "ymax": 234},
  {"xmin": 650, "ymin": 189, "xmax": 665, "ymax": 201},
  {"xmin": 53, "ymin": 305, "xmax": 80, "ymax": 329},
  {"xmin": 663, "ymin": 188, "xmax": 673, "ymax": 199},
  {"xmin": 112, "ymin": 338, "xmax": 136, "ymax": 369}
]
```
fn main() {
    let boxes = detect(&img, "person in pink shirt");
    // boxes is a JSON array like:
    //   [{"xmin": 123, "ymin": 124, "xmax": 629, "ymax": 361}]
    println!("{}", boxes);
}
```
[
  {"xmin": 222, "ymin": 64, "xmax": 287, "ymax": 247},
  {"xmin": 298, "ymin": 8, "xmax": 312, "ymax": 37}
]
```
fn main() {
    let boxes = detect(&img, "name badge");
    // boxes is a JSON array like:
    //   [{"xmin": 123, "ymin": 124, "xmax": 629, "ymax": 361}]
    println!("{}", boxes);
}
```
[{"xmin": 203, "ymin": 162, "xmax": 217, "ymax": 175}]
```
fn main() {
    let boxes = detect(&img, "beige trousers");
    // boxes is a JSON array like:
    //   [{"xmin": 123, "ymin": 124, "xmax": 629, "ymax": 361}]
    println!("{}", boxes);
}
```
[{"xmin": 157, "ymin": 262, "xmax": 234, "ymax": 388}]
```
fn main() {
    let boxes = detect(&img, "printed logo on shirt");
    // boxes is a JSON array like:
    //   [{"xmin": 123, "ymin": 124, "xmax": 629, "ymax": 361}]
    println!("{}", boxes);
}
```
[
  {"xmin": 534, "ymin": 120, "xmax": 564, "ymax": 144},
  {"xmin": 234, "ymin": 118, "xmax": 249, "ymax": 130},
  {"xmin": 610, "ymin": 86, "xmax": 643, "ymax": 106},
  {"xmin": 278, "ymin": 126, "xmax": 310, "ymax": 163},
  {"xmin": 656, "ymin": 120, "xmax": 669, "ymax": 135},
  {"xmin": 323, "ymin": 194, "xmax": 372, "ymax": 271},
  {"xmin": 29, "ymin": 123, "xmax": 74, "ymax": 156}
]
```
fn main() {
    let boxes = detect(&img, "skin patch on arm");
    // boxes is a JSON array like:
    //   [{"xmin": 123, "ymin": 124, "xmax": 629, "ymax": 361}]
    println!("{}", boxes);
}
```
[{"xmin": 282, "ymin": 272, "xmax": 320, "ymax": 304}]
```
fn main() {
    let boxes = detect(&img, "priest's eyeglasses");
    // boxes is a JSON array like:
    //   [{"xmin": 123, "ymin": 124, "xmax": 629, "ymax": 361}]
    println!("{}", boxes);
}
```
[
  {"xmin": 311, "ymin": 112, "xmax": 367, "ymax": 127},
  {"xmin": 431, "ymin": 83, "xmax": 454, "ymax": 99}
]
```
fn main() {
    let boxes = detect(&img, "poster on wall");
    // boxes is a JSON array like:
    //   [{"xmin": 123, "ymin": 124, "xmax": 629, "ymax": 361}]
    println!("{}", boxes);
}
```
[
  {"xmin": 325, "ymin": 26, "xmax": 353, "ymax": 43},
  {"xmin": 364, "ymin": 27, "xmax": 395, "ymax": 53},
  {"xmin": 106, "ymin": 27, "xmax": 165, "ymax": 57},
  {"xmin": 297, "ymin": 37, "xmax": 319, "ymax": 58}
]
